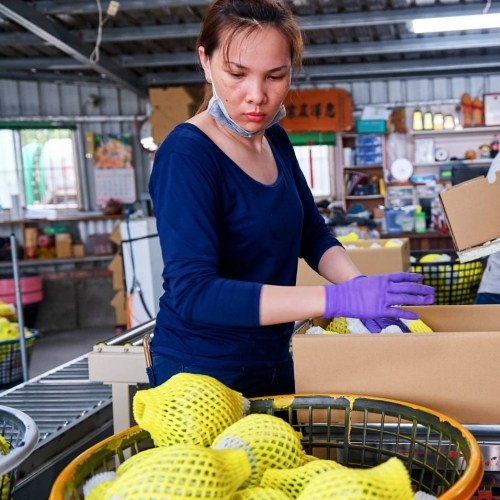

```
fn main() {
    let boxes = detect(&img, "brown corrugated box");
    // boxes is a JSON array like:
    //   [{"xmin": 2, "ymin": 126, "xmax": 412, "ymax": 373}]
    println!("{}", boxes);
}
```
[
  {"xmin": 55, "ymin": 232, "xmax": 72, "ymax": 258},
  {"xmin": 110, "ymin": 290, "xmax": 127, "ymax": 325},
  {"xmin": 439, "ymin": 174, "xmax": 500, "ymax": 254},
  {"xmin": 108, "ymin": 254, "xmax": 125, "ymax": 291},
  {"xmin": 296, "ymin": 238, "xmax": 410, "ymax": 285},
  {"xmin": 292, "ymin": 305, "xmax": 500, "ymax": 424}
]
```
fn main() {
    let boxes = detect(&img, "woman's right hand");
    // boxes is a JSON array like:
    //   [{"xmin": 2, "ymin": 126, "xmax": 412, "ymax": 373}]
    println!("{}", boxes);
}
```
[{"xmin": 322, "ymin": 273, "xmax": 435, "ymax": 320}]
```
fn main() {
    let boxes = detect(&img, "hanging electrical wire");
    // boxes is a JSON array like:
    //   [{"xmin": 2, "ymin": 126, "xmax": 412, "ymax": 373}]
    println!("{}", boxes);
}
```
[
  {"xmin": 484, "ymin": 0, "xmax": 492, "ymax": 14},
  {"xmin": 90, "ymin": 1, "xmax": 120, "ymax": 64}
]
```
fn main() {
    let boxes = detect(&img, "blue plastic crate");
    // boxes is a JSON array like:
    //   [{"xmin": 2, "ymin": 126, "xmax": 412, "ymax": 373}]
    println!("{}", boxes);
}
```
[
  {"xmin": 355, "ymin": 135, "xmax": 383, "ymax": 147},
  {"xmin": 355, "ymin": 153, "xmax": 384, "ymax": 166},
  {"xmin": 356, "ymin": 145, "xmax": 383, "ymax": 155}
]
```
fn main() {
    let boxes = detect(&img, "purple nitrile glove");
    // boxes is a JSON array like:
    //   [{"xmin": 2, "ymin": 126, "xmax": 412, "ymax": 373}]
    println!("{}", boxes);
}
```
[
  {"xmin": 362, "ymin": 317, "xmax": 411, "ymax": 333},
  {"xmin": 322, "ymin": 272, "xmax": 435, "ymax": 321}
]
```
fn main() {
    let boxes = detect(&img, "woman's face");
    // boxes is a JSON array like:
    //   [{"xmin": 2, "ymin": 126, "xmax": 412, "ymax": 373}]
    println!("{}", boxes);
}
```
[{"xmin": 199, "ymin": 26, "xmax": 292, "ymax": 133}]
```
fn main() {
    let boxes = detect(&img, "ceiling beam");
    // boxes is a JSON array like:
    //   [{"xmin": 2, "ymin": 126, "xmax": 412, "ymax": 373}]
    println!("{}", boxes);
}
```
[
  {"xmin": 144, "ymin": 54, "xmax": 500, "ymax": 86},
  {"xmin": 35, "ymin": 0, "xmax": 212, "ymax": 15},
  {"xmin": 2, "ymin": 2, "xmax": 499, "ymax": 46},
  {"xmin": 33, "ymin": 0, "xmax": 498, "ymax": 22},
  {"xmin": 3, "ymin": 32, "xmax": 499, "ymax": 71},
  {"xmin": 0, "ymin": 0, "xmax": 148, "ymax": 96}
]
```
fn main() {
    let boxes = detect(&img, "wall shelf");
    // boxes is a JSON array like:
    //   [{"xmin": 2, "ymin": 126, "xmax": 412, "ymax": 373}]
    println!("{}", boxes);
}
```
[
  {"xmin": 345, "ymin": 195, "xmax": 385, "ymax": 200},
  {"xmin": 413, "ymin": 159, "xmax": 492, "ymax": 168},
  {"xmin": 411, "ymin": 127, "xmax": 500, "ymax": 136},
  {"xmin": 343, "ymin": 165, "xmax": 383, "ymax": 169}
]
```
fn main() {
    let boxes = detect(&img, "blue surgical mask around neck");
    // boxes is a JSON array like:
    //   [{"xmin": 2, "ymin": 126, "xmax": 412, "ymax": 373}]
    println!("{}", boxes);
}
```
[{"xmin": 205, "ymin": 61, "xmax": 286, "ymax": 138}]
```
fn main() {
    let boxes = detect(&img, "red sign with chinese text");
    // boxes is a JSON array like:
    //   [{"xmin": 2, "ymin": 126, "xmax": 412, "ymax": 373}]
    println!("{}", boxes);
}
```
[{"xmin": 281, "ymin": 88, "xmax": 353, "ymax": 133}]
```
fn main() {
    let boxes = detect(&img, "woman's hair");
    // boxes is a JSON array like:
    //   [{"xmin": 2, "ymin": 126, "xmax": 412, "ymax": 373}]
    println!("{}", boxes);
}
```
[{"xmin": 196, "ymin": 0, "xmax": 302, "ymax": 113}]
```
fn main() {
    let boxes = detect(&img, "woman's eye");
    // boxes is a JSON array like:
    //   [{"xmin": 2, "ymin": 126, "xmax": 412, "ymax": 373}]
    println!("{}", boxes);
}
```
[
  {"xmin": 269, "ymin": 75, "xmax": 286, "ymax": 81},
  {"xmin": 230, "ymin": 73, "xmax": 243, "ymax": 78}
]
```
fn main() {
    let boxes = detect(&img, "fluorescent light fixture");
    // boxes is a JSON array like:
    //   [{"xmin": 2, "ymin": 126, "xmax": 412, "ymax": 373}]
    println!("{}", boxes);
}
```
[{"xmin": 412, "ymin": 13, "xmax": 500, "ymax": 33}]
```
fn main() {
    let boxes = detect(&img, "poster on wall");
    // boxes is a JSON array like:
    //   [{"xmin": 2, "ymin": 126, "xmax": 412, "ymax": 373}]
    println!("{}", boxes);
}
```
[{"xmin": 92, "ymin": 134, "xmax": 136, "ymax": 204}]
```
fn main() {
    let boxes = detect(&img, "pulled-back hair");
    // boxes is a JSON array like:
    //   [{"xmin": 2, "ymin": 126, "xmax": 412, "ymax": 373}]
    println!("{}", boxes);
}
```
[{"xmin": 196, "ymin": 0, "xmax": 302, "ymax": 113}]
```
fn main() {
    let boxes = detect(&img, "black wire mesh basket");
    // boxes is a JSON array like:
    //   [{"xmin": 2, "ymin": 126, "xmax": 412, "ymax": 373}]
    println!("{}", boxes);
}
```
[
  {"xmin": 0, "ymin": 405, "xmax": 39, "ymax": 499},
  {"xmin": 410, "ymin": 250, "xmax": 486, "ymax": 305},
  {"xmin": 0, "ymin": 330, "xmax": 38, "ymax": 387}
]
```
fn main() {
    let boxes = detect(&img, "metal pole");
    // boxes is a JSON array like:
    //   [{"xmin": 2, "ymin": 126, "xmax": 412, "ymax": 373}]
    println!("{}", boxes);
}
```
[{"xmin": 10, "ymin": 234, "xmax": 29, "ymax": 383}]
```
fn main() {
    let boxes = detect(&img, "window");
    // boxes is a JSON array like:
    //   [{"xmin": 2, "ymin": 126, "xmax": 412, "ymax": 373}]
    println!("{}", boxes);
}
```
[
  {"xmin": 0, "ymin": 127, "xmax": 79, "ymax": 211},
  {"xmin": 293, "ymin": 145, "xmax": 333, "ymax": 198}
]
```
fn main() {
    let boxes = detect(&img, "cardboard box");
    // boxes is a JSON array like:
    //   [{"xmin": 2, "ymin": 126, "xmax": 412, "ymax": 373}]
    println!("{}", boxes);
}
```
[
  {"xmin": 55, "ymin": 233, "xmax": 72, "ymax": 258},
  {"xmin": 108, "ymin": 254, "xmax": 125, "ymax": 291},
  {"xmin": 296, "ymin": 238, "xmax": 410, "ymax": 285},
  {"xmin": 439, "ymin": 173, "xmax": 500, "ymax": 262},
  {"xmin": 293, "ymin": 305, "xmax": 500, "ymax": 424},
  {"xmin": 109, "ymin": 224, "xmax": 122, "ymax": 246},
  {"xmin": 72, "ymin": 243, "xmax": 85, "ymax": 258},
  {"xmin": 110, "ymin": 290, "xmax": 127, "ymax": 325}
]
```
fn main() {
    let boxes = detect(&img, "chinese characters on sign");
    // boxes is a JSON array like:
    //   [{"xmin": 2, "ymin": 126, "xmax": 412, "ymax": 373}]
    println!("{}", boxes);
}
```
[{"xmin": 281, "ymin": 89, "xmax": 353, "ymax": 133}]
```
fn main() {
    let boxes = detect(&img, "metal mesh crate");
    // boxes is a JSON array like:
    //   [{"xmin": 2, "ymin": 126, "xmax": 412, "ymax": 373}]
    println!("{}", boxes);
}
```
[
  {"xmin": 0, "ymin": 330, "xmax": 38, "ymax": 387},
  {"xmin": 50, "ymin": 394, "xmax": 483, "ymax": 500},
  {"xmin": 411, "ymin": 250, "xmax": 485, "ymax": 305},
  {"xmin": 0, "ymin": 405, "xmax": 39, "ymax": 499}
]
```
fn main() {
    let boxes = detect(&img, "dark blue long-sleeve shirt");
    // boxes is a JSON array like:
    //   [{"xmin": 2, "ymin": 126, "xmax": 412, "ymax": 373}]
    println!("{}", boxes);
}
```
[{"xmin": 149, "ymin": 122, "xmax": 341, "ymax": 368}]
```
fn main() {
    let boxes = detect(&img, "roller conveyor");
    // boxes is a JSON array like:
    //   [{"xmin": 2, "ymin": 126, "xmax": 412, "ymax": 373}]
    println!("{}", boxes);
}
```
[{"xmin": 0, "ymin": 355, "xmax": 113, "ymax": 500}]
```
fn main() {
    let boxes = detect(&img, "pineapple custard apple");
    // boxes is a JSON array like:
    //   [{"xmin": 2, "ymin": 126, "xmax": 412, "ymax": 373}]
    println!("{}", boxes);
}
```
[
  {"xmin": 82, "ymin": 375, "xmax": 438, "ymax": 500},
  {"xmin": 133, "ymin": 373, "xmax": 250, "ymax": 447}
]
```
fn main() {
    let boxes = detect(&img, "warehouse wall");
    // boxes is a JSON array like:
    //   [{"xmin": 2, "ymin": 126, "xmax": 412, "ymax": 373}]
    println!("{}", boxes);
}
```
[
  {"xmin": 0, "ymin": 79, "xmax": 151, "ymax": 211},
  {"xmin": 1, "ymin": 73, "xmax": 500, "ymax": 210},
  {"xmin": 332, "ymin": 74, "xmax": 500, "ymax": 108}
]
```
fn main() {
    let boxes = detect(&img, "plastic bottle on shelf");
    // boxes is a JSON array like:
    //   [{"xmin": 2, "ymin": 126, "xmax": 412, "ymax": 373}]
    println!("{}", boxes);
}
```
[{"xmin": 414, "ymin": 206, "xmax": 426, "ymax": 234}]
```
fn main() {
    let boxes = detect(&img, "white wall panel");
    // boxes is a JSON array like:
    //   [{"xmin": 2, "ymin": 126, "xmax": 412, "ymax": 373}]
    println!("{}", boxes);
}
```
[
  {"xmin": 0, "ymin": 80, "xmax": 20, "ymax": 116},
  {"xmin": 488, "ymin": 75, "xmax": 500, "ymax": 93},
  {"xmin": 432, "ymin": 78, "xmax": 449, "ymax": 101},
  {"xmin": 60, "ymin": 84, "xmax": 82, "ymax": 115},
  {"xmin": 451, "ymin": 77, "xmax": 468, "ymax": 100},
  {"xmin": 351, "ymin": 81, "xmax": 370, "ymax": 105},
  {"xmin": 18, "ymin": 81, "xmax": 40, "ymax": 116},
  {"xmin": 369, "ymin": 81, "xmax": 388, "ymax": 104},
  {"xmin": 387, "ymin": 80, "xmax": 405, "ymax": 104},
  {"xmin": 39, "ymin": 82, "xmax": 61, "ymax": 116}
]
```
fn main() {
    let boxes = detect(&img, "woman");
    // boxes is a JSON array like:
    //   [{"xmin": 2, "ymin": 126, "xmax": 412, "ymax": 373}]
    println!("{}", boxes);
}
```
[{"xmin": 148, "ymin": 0, "xmax": 434, "ymax": 397}]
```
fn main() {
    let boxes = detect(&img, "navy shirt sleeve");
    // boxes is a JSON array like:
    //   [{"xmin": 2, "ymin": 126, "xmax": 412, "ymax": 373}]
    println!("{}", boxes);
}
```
[{"xmin": 150, "ymin": 144, "xmax": 262, "ymax": 328}]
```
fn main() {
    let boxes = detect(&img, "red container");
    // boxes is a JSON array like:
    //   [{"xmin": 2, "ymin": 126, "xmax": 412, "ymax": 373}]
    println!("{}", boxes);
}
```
[{"xmin": 0, "ymin": 275, "xmax": 43, "ymax": 305}]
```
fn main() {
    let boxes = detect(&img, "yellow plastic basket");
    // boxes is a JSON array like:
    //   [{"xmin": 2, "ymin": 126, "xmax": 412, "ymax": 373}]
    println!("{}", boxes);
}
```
[{"xmin": 49, "ymin": 395, "xmax": 483, "ymax": 500}]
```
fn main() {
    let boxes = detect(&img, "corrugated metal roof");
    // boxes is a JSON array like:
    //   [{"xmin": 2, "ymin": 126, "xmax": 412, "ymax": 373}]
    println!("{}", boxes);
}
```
[{"xmin": 0, "ymin": 0, "xmax": 498, "ymax": 96}]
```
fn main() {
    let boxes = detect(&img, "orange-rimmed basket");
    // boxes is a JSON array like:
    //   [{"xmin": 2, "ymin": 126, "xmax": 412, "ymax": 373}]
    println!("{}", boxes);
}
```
[{"xmin": 50, "ymin": 394, "xmax": 484, "ymax": 499}]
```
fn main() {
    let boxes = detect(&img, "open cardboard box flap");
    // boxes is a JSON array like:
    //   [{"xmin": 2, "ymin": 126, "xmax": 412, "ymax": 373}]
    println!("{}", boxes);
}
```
[
  {"xmin": 439, "ymin": 167, "xmax": 500, "ymax": 262},
  {"xmin": 293, "ymin": 305, "xmax": 500, "ymax": 425}
]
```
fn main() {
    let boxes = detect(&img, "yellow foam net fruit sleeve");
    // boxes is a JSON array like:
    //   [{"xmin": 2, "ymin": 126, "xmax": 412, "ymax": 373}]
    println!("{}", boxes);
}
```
[
  {"xmin": 231, "ymin": 487, "xmax": 290, "ymax": 500},
  {"xmin": 297, "ymin": 457, "xmax": 414, "ymax": 500},
  {"xmin": 212, "ymin": 413, "xmax": 306, "ymax": 489},
  {"xmin": 133, "ymin": 373, "xmax": 249, "ymax": 447},
  {"xmin": 83, "ymin": 472, "xmax": 117, "ymax": 500},
  {"xmin": 261, "ymin": 459, "xmax": 345, "ymax": 499},
  {"xmin": 105, "ymin": 444, "xmax": 250, "ymax": 500}
]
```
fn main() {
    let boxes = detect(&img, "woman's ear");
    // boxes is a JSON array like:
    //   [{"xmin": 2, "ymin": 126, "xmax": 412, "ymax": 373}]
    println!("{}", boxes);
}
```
[{"xmin": 199, "ymin": 46, "xmax": 211, "ymax": 83}]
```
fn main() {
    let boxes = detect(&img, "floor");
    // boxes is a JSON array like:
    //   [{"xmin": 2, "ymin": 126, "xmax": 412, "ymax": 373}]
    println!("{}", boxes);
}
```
[{"xmin": 28, "ymin": 326, "xmax": 114, "ymax": 379}]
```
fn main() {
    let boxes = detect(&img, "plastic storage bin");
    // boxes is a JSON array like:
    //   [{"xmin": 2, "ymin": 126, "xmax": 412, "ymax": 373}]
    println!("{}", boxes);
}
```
[
  {"xmin": 411, "ymin": 250, "xmax": 486, "ymax": 305},
  {"xmin": 50, "ymin": 394, "xmax": 483, "ymax": 500},
  {"xmin": 385, "ymin": 208, "xmax": 416, "ymax": 233},
  {"xmin": 355, "ymin": 120, "xmax": 388, "ymax": 133},
  {"xmin": 0, "ymin": 405, "xmax": 39, "ymax": 500},
  {"xmin": 355, "ymin": 153, "xmax": 384, "ymax": 166},
  {"xmin": 355, "ymin": 134, "xmax": 382, "ymax": 146},
  {"xmin": 0, "ymin": 329, "xmax": 38, "ymax": 387}
]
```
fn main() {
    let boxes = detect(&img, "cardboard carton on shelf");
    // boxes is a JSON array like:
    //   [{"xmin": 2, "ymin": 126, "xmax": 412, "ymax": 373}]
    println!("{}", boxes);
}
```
[
  {"xmin": 72, "ymin": 243, "xmax": 85, "ymax": 258},
  {"xmin": 439, "ymin": 162, "xmax": 500, "ymax": 262},
  {"xmin": 55, "ymin": 233, "xmax": 72, "ymax": 258},
  {"xmin": 108, "ymin": 254, "xmax": 125, "ymax": 291},
  {"xmin": 110, "ymin": 290, "xmax": 127, "ymax": 326},
  {"xmin": 296, "ymin": 238, "xmax": 410, "ymax": 286},
  {"xmin": 292, "ymin": 305, "xmax": 500, "ymax": 425}
]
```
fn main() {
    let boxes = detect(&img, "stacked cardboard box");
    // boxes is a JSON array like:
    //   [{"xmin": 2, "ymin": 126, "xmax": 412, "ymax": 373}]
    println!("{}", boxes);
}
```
[
  {"xmin": 296, "ymin": 238, "xmax": 410, "ymax": 285},
  {"xmin": 108, "ymin": 224, "xmax": 126, "ymax": 326}
]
